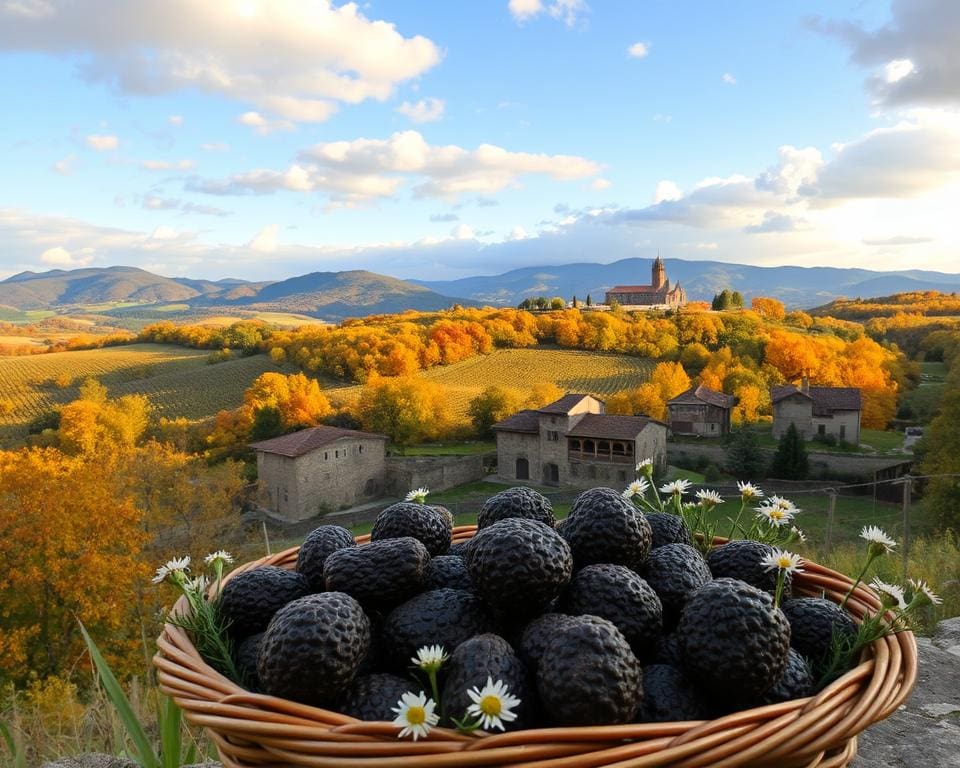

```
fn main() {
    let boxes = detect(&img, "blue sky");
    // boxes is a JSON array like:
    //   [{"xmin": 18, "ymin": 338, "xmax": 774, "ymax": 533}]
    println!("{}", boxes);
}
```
[{"xmin": 0, "ymin": 0, "xmax": 958, "ymax": 281}]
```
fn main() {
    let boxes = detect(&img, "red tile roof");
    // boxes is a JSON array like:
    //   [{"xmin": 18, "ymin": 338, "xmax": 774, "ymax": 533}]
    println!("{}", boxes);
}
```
[
  {"xmin": 566, "ymin": 413, "xmax": 661, "ymax": 440},
  {"xmin": 250, "ymin": 426, "xmax": 387, "ymax": 457},
  {"xmin": 608, "ymin": 285, "xmax": 659, "ymax": 293},
  {"xmin": 668, "ymin": 384, "xmax": 736, "ymax": 409}
]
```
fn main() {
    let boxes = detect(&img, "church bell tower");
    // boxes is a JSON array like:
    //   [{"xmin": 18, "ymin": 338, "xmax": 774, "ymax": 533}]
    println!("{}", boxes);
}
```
[{"xmin": 652, "ymin": 253, "xmax": 666, "ymax": 290}]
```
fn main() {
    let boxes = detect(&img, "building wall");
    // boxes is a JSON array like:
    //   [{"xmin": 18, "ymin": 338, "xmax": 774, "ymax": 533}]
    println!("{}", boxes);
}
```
[
  {"xmin": 812, "ymin": 410, "xmax": 861, "ymax": 445},
  {"xmin": 637, "ymin": 423, "xmax": 667, "ymax": 469},
  {"xmin": 669, "ymin": 403, "xmax": 730, "ymax": 437},
  {"xmin": 773, "ymin": 395, "xmax": 813, "ymax": 439},
  {"xmin": 496, "ymin": 431, "xmax": 541, "ymax": 483},
  {"xmin": 537, "ymin": 397, "xmax": 602, "ymax": 486},
  {"xmin": 257, "ymin": 452, "xmax": 299, "ymax": 520},
  {"xmin": 565, "ymin": 423, "xmax": 666, "ymax": 489},
  {"xmin": 385, "ymin": 454, "xmax": 487, "ymax": 496}
]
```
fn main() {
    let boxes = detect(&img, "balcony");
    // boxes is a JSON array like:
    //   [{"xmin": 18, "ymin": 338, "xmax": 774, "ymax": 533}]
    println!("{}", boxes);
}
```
[{"xmin": 567, "ymin": 438, "xmax": 635, "ymax": 465}]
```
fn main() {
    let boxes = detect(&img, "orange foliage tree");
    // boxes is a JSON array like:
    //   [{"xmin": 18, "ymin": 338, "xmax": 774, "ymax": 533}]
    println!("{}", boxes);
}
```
[{"xmin": 751, "ymin": 296, "xmax": 786, "ymax": 321}]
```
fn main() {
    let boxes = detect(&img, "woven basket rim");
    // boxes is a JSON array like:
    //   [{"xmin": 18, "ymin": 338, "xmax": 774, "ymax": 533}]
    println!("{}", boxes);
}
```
[{"xmin": 154, "ymin": 525, "xmax": 918, "ymax": 768}]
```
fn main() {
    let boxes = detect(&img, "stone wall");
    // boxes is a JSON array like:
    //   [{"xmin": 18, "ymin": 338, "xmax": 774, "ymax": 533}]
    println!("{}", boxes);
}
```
[
  {"xmin": 385, "ymin": 454, "xmax": 488, "ymax": 496},
  {"xmin": 773, "ymin": 394, "xmax": 813, "ymax": 439},
  {"xmin": 496, "ymin": 431, "xmax": 541, "ymax": 483}
]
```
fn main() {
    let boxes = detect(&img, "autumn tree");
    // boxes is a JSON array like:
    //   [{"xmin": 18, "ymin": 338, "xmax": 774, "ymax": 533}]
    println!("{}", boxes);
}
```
[
  {"xmin": 243, "ymin": 371, "xmax": 331, "ymax": 430},
  {"xmin": 58, "ymin": 379, "xmax": 152, "ymax": 454},
  {"xmin": 752, "ymin": 296, "xmax": 786, "ymax": 321},
  {"xmin": 650, "ymin": 361, "xmax": 691, "ymax": 401},
  {"xmin": 525, "ymin": 382, "xmax": 564, "ymax": 408},
  {"xmin": 468, "ymin": 386, "xmax": 524, "ymax": 438},
  {"xmin": 357, "ymin": 375, "xmax": 451, "ymax": 452}
]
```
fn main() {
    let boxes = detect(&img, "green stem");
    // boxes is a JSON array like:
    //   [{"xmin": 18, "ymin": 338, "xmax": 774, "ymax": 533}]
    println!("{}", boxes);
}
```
[
  {"xmin": 840, "ymin": 554, "xmax": 877, "ymax": 611},
  {"xmin": 428, "ymin": 670, "xmax": 442, "ymax": 719},
  {"xmin": 774, "ymin": 570, "xmax": 785, "ymax": 609},
  {"xmin": 727, "ymin": 499, "xmax": 747, "ymax": 540}
]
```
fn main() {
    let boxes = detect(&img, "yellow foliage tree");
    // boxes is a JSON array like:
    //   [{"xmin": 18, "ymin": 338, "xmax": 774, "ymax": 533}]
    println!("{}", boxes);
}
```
[
  {"xmin": 243, "ymin": 372, "xmax": 332, "ymax": 430},
  {"xmin": 357, "ymin": 375, "xmax": 452, "ymax": 451}
]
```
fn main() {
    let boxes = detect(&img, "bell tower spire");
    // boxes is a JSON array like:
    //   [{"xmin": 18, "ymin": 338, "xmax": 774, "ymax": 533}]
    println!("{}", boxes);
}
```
[{"xmin": 652, "ymin": 252, "xmax": 666, "ymax": 290}]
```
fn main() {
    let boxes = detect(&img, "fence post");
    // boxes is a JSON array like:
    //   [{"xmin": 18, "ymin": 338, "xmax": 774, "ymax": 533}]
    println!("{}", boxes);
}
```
[
  {"xmin": 825, "ymin": 490, "xmax": 837, "ymax": 553},
  {"xmin": 901, "ymin": 475, "xmax": 911, "ymax": 577}
]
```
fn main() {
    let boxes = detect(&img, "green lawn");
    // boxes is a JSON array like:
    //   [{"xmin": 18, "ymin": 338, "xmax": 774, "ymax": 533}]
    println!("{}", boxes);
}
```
[
  {"xmin": 859, "ymin": 429, "xmax": 906, "ymax": 453},
  {"xmin": 401, "ymin": 441, "xmax": 496, "ymax": 456},
  {"xmin": 749, "ymin": 424, "xmax": 903, "ymax": 454},
  {"xmin": 900, "ymin": 361, "xmax": 948, "ymax": 423}
]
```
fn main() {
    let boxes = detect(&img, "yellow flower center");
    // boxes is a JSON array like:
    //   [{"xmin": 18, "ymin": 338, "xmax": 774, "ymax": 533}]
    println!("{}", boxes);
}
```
[
  {"xmin": 776, "ymin": 555, "xmax": 792, "ymax": 568},
  {"xmin": 479, "ymin": 695, "xmax": 502, "ymax": 716},
  {"xmin": 769, "ymin": 509, "xmax": 785, "ymax": 520},
  {"xmin": 406, "ymin": 706, "xmax": 426, "ymax": 726}
]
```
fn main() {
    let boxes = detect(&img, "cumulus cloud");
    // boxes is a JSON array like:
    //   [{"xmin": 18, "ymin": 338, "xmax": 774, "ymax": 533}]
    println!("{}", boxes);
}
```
[
  {"xmin": 810, "ymin": 0, "xmax": 960, "ymax": 107},
  {"xmin": 85, "ymin": 134, "xmax": 118, "ymax": 151},
  {"xmin": 40, "ymin": 245, "xmax": 93, "ymax": 266},
  {"xmin": 743, "ymin": 211, "xmax": 810, "ymax": 234},
  {"xmin": 627, "ymin": 41, "xmax": 649, "ymax": 58},
  {"xmin": 150, "ymin": 225, "xmax": 179, "ymax": 240},
  {"xmin": 722, "ymin": 73, "xmax": 737, "ymax": 85},
  {"xmin": 508, "ymin": 0, "xmax": 543, "ymax": 21},
  {"xmin": 248, "ymin": 223, "xmax": 280, "ymax": 253},
  {"xmin": 237, "ymin": 111, "xmax": 294, "ymax": 135},
  {"xmin": 52, "ymin": 155, "xmax": 75, "ymax": 175},
  {"xmin": 591, "ymin": 178, "xmax": 612, "ymax": 190},
  {"xmin": 140, "ymin": 158, "xmax": 195, "ymax": 171},
  {"xmin": 0, "ymin": 0, "xmax": 441, "ymax": 123},
  {"xmin": 508, "ymin": 0, "xmax": 588, "ymax": 26},
  {"xmin": 189, "ymin": 130, "xmax": 601, "ymax": 204},
  {"xmin": 653, "ymin": 180, "xmax": 682, "ymax": 204},
  {"xmin": 396, "ymin": 97, "xmax": 445, "ymax": 124}
]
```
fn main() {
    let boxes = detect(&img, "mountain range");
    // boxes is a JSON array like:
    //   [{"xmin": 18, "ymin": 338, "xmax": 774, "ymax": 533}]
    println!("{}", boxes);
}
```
[{"xmin": 2, "ymin": 259, "xmax": 960, "ymax": 318}]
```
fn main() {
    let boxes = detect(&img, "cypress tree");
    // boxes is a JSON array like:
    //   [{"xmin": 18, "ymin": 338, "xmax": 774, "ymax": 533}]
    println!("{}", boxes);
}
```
[
  {"xmin": 724, "ymin": 427, "xmax": 765, "ymax": 479},
  {"xmin": 770, "ymin": 422, "xmax": 809, "ymax": 479}
]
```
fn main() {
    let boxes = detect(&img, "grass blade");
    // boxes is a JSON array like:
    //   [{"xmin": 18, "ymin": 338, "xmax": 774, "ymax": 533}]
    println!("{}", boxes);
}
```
[
  {"xmin": 0, "ymin": 721, "xmax": 27, "ymax": 768},
  {"xmin": 159, "ymin": 694, "xmax": 183, "ymax": 768},
  {"xmin": 79, "ymin": 622, "xmax": 162, "ymax": 768}
]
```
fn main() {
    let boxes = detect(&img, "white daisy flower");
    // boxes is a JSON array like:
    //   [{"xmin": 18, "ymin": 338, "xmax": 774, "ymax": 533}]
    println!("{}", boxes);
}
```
[
  {"xmin": 789, "ymin": 525, "xmax": 807, "ymax": 543},
  {"xmin": 737, "ymin": 481, "xmax": 763, "ymax": 500},
  {"xmin": 860, "ymin": 525, "xmax": 897, "ymax": 555},
  {"xmin": 870, "ymin": 577, "xmax": 907, "ymax": 610},
  {"xmin": 755, "ymin": 504, "xmax": 794, "ymax": 527},
  {"xmin": 411, "ymin": 644, "xmax": 447, "ymax": 672},
  {"xmin": 761, "ymin": 548, "xmax": 804, "ymax": 575},
  {"xmin": 622, "ymin": 478, "xmax": 650, "ymax": 500},
  {"xmin": 185, "ymin": 575, "xmax": 209, "ymax": 594},
  {"xmin": 466, "ymin": 676, "xmax": 521, "ymax": 732},
  {"xmin": 908, "ymin": 578, "xmax": 943, "ymax": 607},
  {"xmin": 659, "ymin": 479, "xmax": 692, "ymax": 496},
  {"xmin": 152, "ymin": 556, "xmax": 190, "ymax": 585},
  {"xmin": 204, "ymin": 550, "xmax": 234, "ymax": 566},
  {"xmin": 636, "ymin": 458, "xmax": 654, "ymax": 475},
  {"xmin": 695, "ymin": 489, "xmax": 723, "ymax": 506},
  {"xmin": 767, "ymin": 495, "xmax": 799, "ymax": 514},
  {"xmin": 405, "ymin": 487, "xmax": 430, "ymax": 504},
  {"xmin": 391, "ymin": 691, "xmax": 438, "ymax": 741}
]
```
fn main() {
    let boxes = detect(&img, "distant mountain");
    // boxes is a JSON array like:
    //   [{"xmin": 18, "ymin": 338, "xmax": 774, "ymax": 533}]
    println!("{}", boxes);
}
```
[
  {"xmin": 411, "ymin": 258, "xmax": 960, "ymax": 309},
  {"xmin": 0, "ymin": 266, "xmax": 472, "ymax": 319}
]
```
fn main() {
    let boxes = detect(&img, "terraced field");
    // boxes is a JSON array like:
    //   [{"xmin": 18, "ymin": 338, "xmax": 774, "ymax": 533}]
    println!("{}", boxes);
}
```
[
  {"xmin": 0, "ymin": 344, "xmax": 283, "ymax": 443},
  {"xmin": 324, "ymin": 347, "xmax": 655, "ymax": 418}
]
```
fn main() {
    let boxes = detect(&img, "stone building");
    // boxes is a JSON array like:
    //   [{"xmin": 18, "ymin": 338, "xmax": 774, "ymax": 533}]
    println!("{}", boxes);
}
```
[
  {"xmin": 604, "ymin": 255, "xmax": 686, "ymax": 309},
  {"xmin": 493, "ymin": 393, "xmax": 667, "ymax": 488},
  {"xmin": 251, "ymin": 426, "xmax": 388, "ymax": 521},
  {"xmin": 771, "ymin": 383, "xmax": 862, "ymax": 445},
  {"xmin": 667, "ymin": 384, "xmax": 736, "ymax": 437}
]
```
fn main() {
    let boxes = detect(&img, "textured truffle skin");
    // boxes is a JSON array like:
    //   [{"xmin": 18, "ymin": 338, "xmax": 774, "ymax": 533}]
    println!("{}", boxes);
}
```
[
  {"xmin": 257, "ymin": 592, "xmax": 371, "ymax": 707},
  {"xmin": 446, "ymin": 540, "xmax": 472, "ymax": 559},
  {"xmin": 561, "ymin": 487, "xmax": 652, "ymax": 570},
  {"xmin": 424, "ymin": 554, "xmax": 472, "ymax": 590},
  {"xmin": 518, "ymin": 613, "xmax": 576, "ymax": 676},
  {"xmin": 323, "ymin": 537, "xmax": 429, "ymax": 609},
  {"xmin": 637, "ymin": 665, "xmax": 709, "ymax": 723},
  {"xmin": 781, "ymin": 597, "xmax": 858, "ymax": 676},
  {"xmin": 296, "ymin": 525, "xmax": 356, "ymax": 592},
  {"xmin": 219, "ymin": 565, "xmax": 310, "ymax": 639},
  {"xmin": 652, "ymin": 632, "xmax": 684, "ymax": 668},
  {"xmin": 370, "ymin": 502, "xmax": 452, "ymax": 556},
  {"xmin": 707, "ymin": 540, "xmax": 793, "ymax": 597},
  {"xmin": 380, "ymin": 588, "xmax": 494, "ymax": 670},
  {"xmin": 561, "ymin": 564, "xmax": 663, "ymax": 659},
  {"xmin": 641, "ymin": 543, "xmax": 713, "ymax": 630},
  {"xmin": 234, "ymin": 631, "xmax": 263, "ymax": 690},
  {"xmin": 678, "ymin": 578, "xmax": 791, "ymax": 700},
  {"xmin": 478, "ymin": 486, "xmax": 555, "ymax": 530},
  {"xmin": 339, "ymin": 673, "xmax": 416, "ymax": 721},
  {"xmin": 441, "ymin": 634, "xmax": 532, "ymax": 730},
  {"xmin": 538, "ymin": 615, "xmax": 642, "ymax": 726},
  {"xmin": 646, "ymin": 512, "xmax": 694, "ymax": 549},
  {"xmin": 467, "ymin": 518, "xmax": 573, "ymax": 619},
  {"xmin": 761, "ymin": 648, "xmax": 815, "ymax": 705}
]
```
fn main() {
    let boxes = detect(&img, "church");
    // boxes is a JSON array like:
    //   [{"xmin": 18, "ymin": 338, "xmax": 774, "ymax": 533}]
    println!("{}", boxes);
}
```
[{"xmin": 604, "ymin": 255, "xmax": 686, "ymax": 309}]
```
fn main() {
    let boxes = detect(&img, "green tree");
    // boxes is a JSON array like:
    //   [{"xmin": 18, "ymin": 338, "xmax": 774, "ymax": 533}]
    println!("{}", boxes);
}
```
[
  {"xmin": 919, "ymin": 384, "xmax": 960, "ymax": 530},
  {"xmin": 250, "ymin": 405, "xmax": 284, "ymax": 441},
  {"xmin": 467, "ymin": 385, "xmax": 524, "ymax": 438},
  {"xmin": 724, "ymin": 427, "xmax": 766, "ymax": 479},
  {"xmin": 357, "ymin": 375, "xmax": 451, "ymax": 453},
  {"xmin": 731, "ymin": 290, "xmax": 744, "ymax": 308},
  {"xmin": 586, "ymin": 294, "xmax": 592, "ymax": 307},
  {"xmin": 549, "ymin": 296, "xmax": 566, "ymax": 310},
  {"xmin": 534, "ymin": 296, "xmax": 549, "ymax": 310},
  {"xmin": 770, "ymin": 422, "xmax": 809, "ymax": 479},
  {"xmin": 572, "ymin": 295, "xmax": 578, "ymax": 308},
  {"xmin": 712, "ymin": 289, "xmax": 733, "ymax": 311}
]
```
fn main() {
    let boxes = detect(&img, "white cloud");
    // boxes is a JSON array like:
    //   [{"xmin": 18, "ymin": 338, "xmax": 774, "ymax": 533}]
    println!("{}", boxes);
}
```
[
  {"xmin": 451, "ymin": 223, "xmax": 475, "ymax": 240},
  {"xmin": 508, "ymin": 0, "xmax": 543, "ymax": 22},
  {"xmin": 150, "ymin": 225, "xmax": 179, "ymax": 240},
  {"xmin": 200, "ymin": 142, "xmax": 229, "ymax": 152},
  {"xmin": 40, "ymin": 245, "xmax": 92, "ymax": 266},
  {"xmin": 508, "ymin": 0, "xmax": 587, "ymax": 26},
  {"xmin": 507, "ymin": 225, "xmax": 529, "ymax": 240},
  {"xmin": 140, "ymin": 159, "xmax": 195, "ymax": 171},
  {"xmin": 168, "ymin": 114, "xmax": 184, "ymax": 126},
  {"xmin": 85, "ymin": 134, "xmax": 118, "ymax": 151},
  {"xmin": 190, "ymin": 130, "xmax": 601, "ymax": 203},
  {"xmin": 0, "ymin": 0, "xmax": 441, "ymax": 123},
  {"xmin": 885, "ymin": 59, "xmax": 915, "ymax": 84},
  {"xmin": 237, "ymin": 111, "xmax": 294, "ymax": 135},
  {"xmin": 248, "ymin": 223, "xmax": 280, "ymax": 253},
  {"xmin": 627, "ymin": 41, "xmax": 649, "ymax": 58},
  {"xmin": 52, "ymin": 154, "xmax": 75, "ymax": 175},
  {"xmin": 722, "ymin": 73, "xmax": 737, "ymax": 85},
  {"xmin": 591, "ymin": 178, "xmax": 612, "ymax": 190},
  {"xmin": 396, "ymin": 97, "xmax": 445, "ymax": 124},
  {"xmin": 653, "ymin": 180, "xmax": 682, "ymax": 204}
]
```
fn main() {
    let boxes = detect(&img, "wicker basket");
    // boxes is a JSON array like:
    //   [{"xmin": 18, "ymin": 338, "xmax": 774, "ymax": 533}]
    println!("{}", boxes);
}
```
[{"xmin": 154, "ymin": 525, "xmax": 918, "ymax": 768}]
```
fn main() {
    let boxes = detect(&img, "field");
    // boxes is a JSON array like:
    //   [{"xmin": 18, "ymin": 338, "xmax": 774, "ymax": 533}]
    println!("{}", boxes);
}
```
[
  {"xmin": 901, "ymin": 361, "xmax": 948, "ymax": 423},
  {"xmin": 324, "ymin": 347, "xmax": 656, "ymax": 418},
  {"xmin": 0, "ymin": 344, "xmax": 284, "ymax": 443}
]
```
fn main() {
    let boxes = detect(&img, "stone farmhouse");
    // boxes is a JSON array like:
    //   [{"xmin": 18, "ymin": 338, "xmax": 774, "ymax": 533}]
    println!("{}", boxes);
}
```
[
  {"xmin": 771, "ymin": 383, "xmax": 862, "ymax": 445},
  {"xmin": 251, "ymin": 426, "xmax": 388, "ymax": 521},
  {"xmin": 493, "ymin": 393, "xmax": 667, "ymax": 489},
  {"xmin": 667, "ymin": 384, "xmax": 736, "ymax": 437},
  {"xmin": 604, "ymin": 255, "xmax": 686, "ymax": 309}
]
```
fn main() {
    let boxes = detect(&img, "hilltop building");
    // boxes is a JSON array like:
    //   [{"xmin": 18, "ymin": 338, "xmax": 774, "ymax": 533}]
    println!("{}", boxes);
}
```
[
  {"xmin": 493, "ymin": 393, "xmax": 667, "ymax": 489},
  {"xmin": 605, "ymin": 255, "xmax": 687, "ymax": 309},
  {"xmin": 667, "ymin": 384, "xmax": 736, "ymax": 437},
  {"xmin": 771, "ymin": 382, "xmax": 862, "ymax": 445},
  {"xmin": 251, "ymin": 426, "xmax": 388, "ymax": 521}
]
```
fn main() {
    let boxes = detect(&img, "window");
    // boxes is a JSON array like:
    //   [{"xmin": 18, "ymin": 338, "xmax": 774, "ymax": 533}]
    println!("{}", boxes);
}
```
[
  {"xmin": 516, "ymin": 457, "xmax": 529, "ymax": 480},
  {"xmin": 570, "ymin": 439, "xmax": 582, "ymax": 452},
  {"xmin": 840, "ymin": 425, "xmax": 846, "ymax": 440},
  {"xmin": 547, "ymin": 430, "xmax": 559, "ymax": 442},
  {"xmin": 359, "ymin": 445, "xmax": 363, "ymax": 453},
  {"xmin": 335, "ymin": 450, "xmax": 339, "ymax": 458},
  {"xmin": 324, "ymin": 452, "xmax": 328, "ymax": 460},
  {"xmin": 818, "ymin": 424, "xmax": 826, "ymax": 436}
]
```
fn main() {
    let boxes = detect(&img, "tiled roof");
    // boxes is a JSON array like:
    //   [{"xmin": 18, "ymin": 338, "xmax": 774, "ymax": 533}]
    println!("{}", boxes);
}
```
[
  {"xmin": 492, "ymin": 409, "xmax": 540, "ymax": 434},
  {"xmin": 771, "ymin": 384, "xmax": 861, "ymax": 413},
  {"xmin": 668, "ymin": 384, "xmax": 736, "ymax": 409},
  {"xmin": 250, "ymin": 426, "xmax": 387, "ymax": 457},
  {"xmin": 566, "ymin": 413, "xmax": 661, "ymax": 440},
  {"xmin": 608, "ymin": 285, "xmax": 660, "ymax": 293},
  {"xmin": 538, "ymin": 393, "xmax": 599, "ymax": 414}
]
